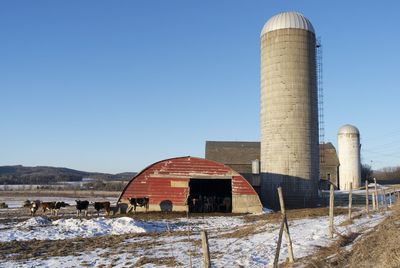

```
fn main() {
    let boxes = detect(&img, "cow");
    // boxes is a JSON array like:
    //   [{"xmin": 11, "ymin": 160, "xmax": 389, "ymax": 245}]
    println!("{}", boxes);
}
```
[
  {"xmin": 41, "ymin": 202, "xmax": 56, "ymax": 215},
  {"xmin": 93, "ymin": 201, "xmax": 111, "ymax": 216},
  {"xmin": 75, "ymin": 200, "xmax": 89, "ymax": 217},
  {"xmin": 54, "ymin": 201, "xmax": 69, "ymax": 216},
  {"xmin": 109, "ymin": 204, "xmax": 121, "ymax": 215},
  {"xmin": 127, "ymin": 197, "xmax": 149, "ymax": 213},
  {"xmin": 188, "ymin": 195, "xmax": 201, "ymax": 213},
  {"xmin": 222, "ymin": 197, "xmax": 231, "ymax": 213},
  {"xmin": 23, "ymin": 200, "xmax": 32, "ymax": 208},
  {"xmin": 25, "ymin": 200, "xmax": 41, "ymax": 216},
  {"xmin": 203, "ymin": 196, "xmax": 217, "ymax": 213}
]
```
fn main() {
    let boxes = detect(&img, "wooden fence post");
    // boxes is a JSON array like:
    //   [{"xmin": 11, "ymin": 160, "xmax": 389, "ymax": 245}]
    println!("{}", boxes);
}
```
[
  {"xmin": 372, "ymin": 192, "xmax": 376, "ymax": 211},
  {"xmin": 348, "ymin": 182, "xmax": 352, "ymax": 220},
  {"xmin": 365, "ymin": 180, "xmax": 369, "ymax": 216},
  {"xmin": 383, "ymin": 189, "xmax": 387, "ymax": 210},
  {"xmin": 186, "ymin": 208, "xmax": 192, "ymax": 268},
  {"xmin": 374, "ymin": 178, "xmax": 379, "ymax": 210},
  {"xmin": 277, "ymin": 187, "xmax": 294, "ymax": 263},
  {"xmin": 273, "ymin": 216, "xmax": 286, "ymax": 268},
  {"xmin": 329, "ymin": 184, "xmax": 334, "ymax": 238},
  {"xmin": 201, "ymin": 230, "xmax": 211, "ymax": 268}
]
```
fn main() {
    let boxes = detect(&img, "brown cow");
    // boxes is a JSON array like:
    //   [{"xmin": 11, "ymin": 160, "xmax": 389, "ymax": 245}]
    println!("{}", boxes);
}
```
[
  {"xmin": 25, "ymin": 200, "xmax": 41, "ymax": 216},
  {"xmin": 93, "ymin": 201, "xmax": 111, "ymax": 216},
  {"xmin": 41, "ymin": 202, "xmax": 56, "ymax": 215}
]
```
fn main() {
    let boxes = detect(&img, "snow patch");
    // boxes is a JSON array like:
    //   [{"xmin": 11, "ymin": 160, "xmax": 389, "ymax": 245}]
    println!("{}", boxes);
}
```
[
  {"xmin": 0, "ymin": 216, "xmax": 166, "ymax": 242},
  {"xmin": 262, "ymin": 207, "xmax": 274, "ymax": 214},
  {"xmin": 16, "ymin": 216, "xmax": 51, "ymax": 228}
]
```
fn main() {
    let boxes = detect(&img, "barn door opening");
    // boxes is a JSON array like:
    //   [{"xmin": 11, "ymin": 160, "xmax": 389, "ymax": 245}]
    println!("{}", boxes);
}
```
[{"xmin": 188, "ymin": 178, "xmax": 232, "ymax": 213}]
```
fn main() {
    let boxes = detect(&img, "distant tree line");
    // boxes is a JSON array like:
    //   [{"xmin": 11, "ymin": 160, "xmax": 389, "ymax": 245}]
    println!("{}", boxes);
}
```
[
  {"xmin": 84, "ymin": 181, "xmax": 128, "ymax": 191},
  {"xmin": 373, "ymin": 166, "xmax": 400, "ymax": 184},
  {"xmin": 361, "ymin": 164, "xmax": 373, "ymax": 183},
  {"xmin": 0, "ymin": 174, "xmax": 82, "ymax": 185},
  {"xmin": 0, "ymin": 165, "xmax": 135, "ymax": 185}
]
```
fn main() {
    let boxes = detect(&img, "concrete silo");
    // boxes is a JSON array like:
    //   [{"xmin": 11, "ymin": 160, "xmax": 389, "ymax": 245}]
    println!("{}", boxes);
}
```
[
  {"xmin": 338, "ymin": 125, "xmax": 361, "ymax": 190},
  {"xmin": 260, "ymin": 12, "xmax": 319, "ymax": 208}
]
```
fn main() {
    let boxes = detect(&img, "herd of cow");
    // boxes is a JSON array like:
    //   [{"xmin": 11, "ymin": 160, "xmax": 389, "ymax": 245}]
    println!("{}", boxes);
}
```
[
  {"xmin": 21, "ymin": 196, "xmax": 231, "ymax": 216},
  {"xmin": 23, "ymin": 197, "xmax": 150, "ymax": 217},
  {"xmin": 188, "ymin": 195, "xmax": 232, "ymax": 213},
  {"xmin": 23, "ymin": 200, "xmax": 112, "ymax": 217}
]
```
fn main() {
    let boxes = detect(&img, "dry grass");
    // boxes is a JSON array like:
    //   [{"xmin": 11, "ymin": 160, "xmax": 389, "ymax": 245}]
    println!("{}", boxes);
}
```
[
  {"xmin": 345, "ymin": 206, "xmax": 400, "ymax": 267},
  {"xmin": 244, "ymin": 207, "xmax": 351, "ymax": 223},
  {"xmin": 219, "ymin": 220, "xmax": 274, "ymax": 239},
  {"xmin": 297, "ymin": 203, "xmax": 400, "ymax": 268},
  {"xmin": 135, "ymin": 256, "xmax": 182, "ymax": 267},
  {"xmin": 220, "ymin": 207, "xmax": 352, "ymax": 240},
  {"xmin": 0, "ymin": 232, "xmax": 160, "ymax": 261},
  {"xmin": 0, "ymin": 228, "xmax": 194, "ymax": 262}
]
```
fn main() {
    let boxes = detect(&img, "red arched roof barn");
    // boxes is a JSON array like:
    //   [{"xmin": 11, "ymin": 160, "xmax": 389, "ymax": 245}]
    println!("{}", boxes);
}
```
[{"xmin": 118, "ymin": 156, "xmax": 262, "ymax": 213}]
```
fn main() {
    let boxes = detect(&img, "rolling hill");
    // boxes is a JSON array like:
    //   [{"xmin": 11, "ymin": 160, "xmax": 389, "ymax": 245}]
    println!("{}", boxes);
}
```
[{"xmin": 0, "ymin": 165, "xmax": 136, "ymax": 185}]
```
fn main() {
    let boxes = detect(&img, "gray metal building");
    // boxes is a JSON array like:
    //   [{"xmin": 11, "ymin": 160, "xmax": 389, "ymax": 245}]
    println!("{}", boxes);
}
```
[
  {"xmin": 205, "ymin": 141, "xmax": 261, "ymax": 191},
  {"xmin": 319, "ymin": 142, "xmax": 340, "ymax": 189},
  {"xmin": 205, "ymin": 141, "xmax": 339, "ymax": 201}
]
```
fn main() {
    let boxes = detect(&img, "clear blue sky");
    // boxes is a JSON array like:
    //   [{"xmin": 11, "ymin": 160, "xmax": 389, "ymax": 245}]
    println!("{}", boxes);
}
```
[{"xmin": 1, "ymin": 1, "xmax": 400, "ymax": 173}]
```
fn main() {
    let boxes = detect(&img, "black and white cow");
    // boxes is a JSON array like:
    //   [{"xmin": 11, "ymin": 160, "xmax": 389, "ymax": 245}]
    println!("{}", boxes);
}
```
[
  {"xmin": 127, "ymin": 197, "xmax": 149, "ymax": 213},
  {"xmin": 26, "ymin": 200, "xmax": 41, "ymax": 216},
  {"xmin": 54, "ymin": 201, "xmax": 69, "ymax": 216}
]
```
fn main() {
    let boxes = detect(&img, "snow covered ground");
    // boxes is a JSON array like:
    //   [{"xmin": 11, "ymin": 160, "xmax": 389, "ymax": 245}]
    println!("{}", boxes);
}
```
[
  {"xmin": 0, "ymin": 216, "xmax": 165, "ymax": 241},
  {"xmin": 0, "ymin": 215, "xmax": 245, "ymax": 242},
  {"xmin": 0, "ymin": 209, "xmax": 391, "ymax": 267}
]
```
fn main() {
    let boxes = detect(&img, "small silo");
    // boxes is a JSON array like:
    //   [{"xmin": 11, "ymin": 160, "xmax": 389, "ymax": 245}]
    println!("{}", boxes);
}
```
[
  {"xmin": 338, "ymin": 124, "xmax": 361, "ymax": 190},
  {"xmin": 260, "ymin": 12, "xmax": 319, "ymax": 208}
]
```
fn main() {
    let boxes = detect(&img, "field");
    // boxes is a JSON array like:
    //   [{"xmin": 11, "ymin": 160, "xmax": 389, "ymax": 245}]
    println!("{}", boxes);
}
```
[{"xmin": 0, "ymin": 191, "xmax": 398, "ymax": 267}]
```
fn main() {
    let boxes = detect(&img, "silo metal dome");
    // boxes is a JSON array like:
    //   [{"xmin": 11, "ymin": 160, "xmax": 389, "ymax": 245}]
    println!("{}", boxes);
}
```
[
  {"xmin": 261, "ymin": 12, "xmax": 315, "ymax": 36},
  {"xmin": 338, "ymin": 124, "xmax": 360, "ymax": 135}
]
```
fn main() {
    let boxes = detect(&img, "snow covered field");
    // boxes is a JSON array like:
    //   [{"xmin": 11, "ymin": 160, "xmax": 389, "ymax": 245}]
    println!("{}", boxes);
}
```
[{"xmin": 0, "ymin": 208, "xmax": 391, "ymax": 268}]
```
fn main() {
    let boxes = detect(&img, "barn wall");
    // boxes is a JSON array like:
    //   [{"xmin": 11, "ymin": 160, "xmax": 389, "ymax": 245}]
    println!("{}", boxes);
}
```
[
  {"xmin": 120, "ymin": 176, "xmax": 188, "ymax": 212},
  {"xmin": 231, "ymin": 175, "xmax": 262, "ymax": 213},
  {"xmin": 232, "ymin": 194, "xmax": 262, "ymax": 213}
]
